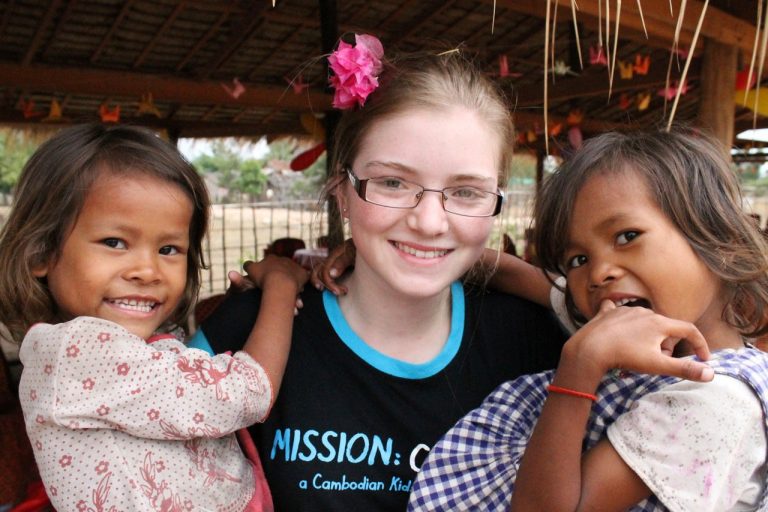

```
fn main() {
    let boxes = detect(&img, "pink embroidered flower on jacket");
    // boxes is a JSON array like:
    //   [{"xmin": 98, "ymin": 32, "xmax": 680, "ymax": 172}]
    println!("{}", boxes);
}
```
[
  {"xmin": 328, "ymin": 34, "xmax": 384, "ymax": 109},
  {"xmin": 95, "ymin": 460, "xmax": 109, "ymax": 475},
  {"xmin": 82, "ymin": 378, "xmax": 94, "ymax": 390},
  {"xmin": 116, "ymin": 362, "xmax": 130, "ymax": 375},
  {"xmin": 59, "ymin": 455, "xmax": 72, "ymax": 467},
  {"xmin": 65, "ymin": 344, "xmax": 80, "ymax": 357}
]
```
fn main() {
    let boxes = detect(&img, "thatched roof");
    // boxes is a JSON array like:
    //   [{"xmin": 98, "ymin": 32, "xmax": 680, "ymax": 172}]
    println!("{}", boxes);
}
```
[{"xmin": 0, "ymin": 0, "xmax": 765, "ymax": 151}]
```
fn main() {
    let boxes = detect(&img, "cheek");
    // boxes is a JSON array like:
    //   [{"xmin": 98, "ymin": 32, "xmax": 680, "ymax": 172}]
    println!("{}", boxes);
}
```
[
  {"xmin": 566, "ymin": 272, "xmax": 593, "ymax": 318},
  {"xmin": 455, "ymin": 218, "xmax": 495, "ymax": 249}
]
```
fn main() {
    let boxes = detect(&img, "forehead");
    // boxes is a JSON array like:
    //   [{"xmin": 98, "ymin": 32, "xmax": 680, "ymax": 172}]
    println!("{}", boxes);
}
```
[
  {"xmin": 567, "ymin": 169, "xmax": 656, "ymax": 234},
  {"xmin": 354, "ymin": 106, "xmax": 503, "ymax": 181}
]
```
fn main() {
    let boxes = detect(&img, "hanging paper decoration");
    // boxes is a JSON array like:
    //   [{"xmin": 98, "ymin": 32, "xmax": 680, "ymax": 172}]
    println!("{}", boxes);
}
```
[
  {"xmin": 566, "ymin": 109, "xmax": 583, "ymax": 126},
  {"xmin": 499, "ymin": 54, "xmax": 509, "ymax": 77},
  {"xmin": 550, "ymin": 60, "xmax": 577, "ymax": 77},
  {"xmin": 290, "ymin": 142, "xmax": 326, "ymax": 171},
  {"xmin": 567, "ymin": 126, "xmax": 583, "ymax": 150},
  {"xmin": 300, "ymin": 112, "xmax": 325, "ymax": 140},
  {"xmin": 633, "ymin": 54, "xmax": 650, "ymax": 75},
  {"xmin": 137, "ymin": 93, "xmax": 161, "ymax": 117},
  {"xmin": 99, "ymin": 103, "xmax": 120, "ymax": 123},
  {"xmin": 18, "ymin": 98, "xmax": 44, "ymax": 119},
  {"xmin": 589, "ymin": 45, "xmax": 607, "ymax": 66},
  {"xmin": 657, "ymin": 80, "xmax": 688, "ymax": 101},
  {"xmin": 496, "ymin": 54, "xmax": 521, "ymax": 78},
  {"xmin": 41, "ymin": 99, "xmax": 64, "ymax": 122},
  {"xmin": 285, "ymin": 74, "xmax": 310, "ymax": 95},
  {"xmin": 637, "ymin": 92, "xmax": 651, "ymax": 111},
  {"xmin": 221, "ymin": 78, "xmax": 245, "ymax": 99},
  {"xmin": 619, "ymin": 93, "xmax": 632, "ymax": 110},
  {"xmin": 735, "ymin": 69, "xmax": 757, "ymax": 91},
  {"xmin": 618, "ymin": 60, "xmax": 634, "ymax": 79},
  {"xmin": 548, "ymin": 122, "xmax": 563, "ymax": 137},
  {"xmin": 734, "ymin": 88, "xmax": 768, "ymax": 115},
  {"xmin": 673, "ymin": 47, "xmax": 690, "ymax": 60},
  {"xmin": 526, "ymin": 130, "xmax": 537, "ymax": 143}
]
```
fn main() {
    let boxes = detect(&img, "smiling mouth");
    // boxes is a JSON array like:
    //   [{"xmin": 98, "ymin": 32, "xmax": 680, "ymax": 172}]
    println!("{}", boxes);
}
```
[
  {"xmin": 613, "ymin": 297, "xmax": 652, "ymax": 309},
  {"xmin": 108, "ymin": 298, "xmax": 157, "ymax": 313},
  {"xmin": 393, "ymin": 242, "xmax": 450, "ymax": 259}
]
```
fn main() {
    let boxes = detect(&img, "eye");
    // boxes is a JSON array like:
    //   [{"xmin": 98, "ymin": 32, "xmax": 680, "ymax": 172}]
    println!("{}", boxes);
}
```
[
  {"xmin": 616, "ymin": 231, "xmax": 639, "ymax": 245},
  {"xmin": 448, "ymin": 186, "xmax": 485, "ymax": 200},
  {"xmin": 159, "ymin": 245, "xmax": 181, "ymax": 256},
  {"xmin": 566, "ymin": 254, "xmax": 587, "ymax": 269},
  {"xmin": 102, "ymin": 238, "xmax": 126, "ymax": 249},
  {"xmin": 377, "ymin": 177, "xmax": 407, "ymax": 190}
]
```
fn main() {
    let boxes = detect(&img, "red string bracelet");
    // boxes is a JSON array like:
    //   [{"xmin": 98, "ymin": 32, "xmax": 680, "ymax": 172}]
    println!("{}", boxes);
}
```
[{"xmin": 547, "ymin": 384, "xmax": 597, "ymax": 402}]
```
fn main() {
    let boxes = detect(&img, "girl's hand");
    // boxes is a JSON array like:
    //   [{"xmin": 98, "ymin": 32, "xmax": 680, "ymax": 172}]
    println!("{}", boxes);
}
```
[
  {"xmin": 234, "ymin": 256, "xmax": 309, "ymax": 314},
  {"xmin": 310, "ymin": 238, "xmax": 356, "ymax": 295},
  {"xmin": 563, "ymin": 300, "xmax": 714, "ymax": 384}
]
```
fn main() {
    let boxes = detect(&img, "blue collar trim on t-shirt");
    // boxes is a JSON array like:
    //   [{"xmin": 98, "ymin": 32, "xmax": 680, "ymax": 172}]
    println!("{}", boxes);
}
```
[{"xmin": 323, "ymin": 281, "xmax": 465, "ymax": 379}]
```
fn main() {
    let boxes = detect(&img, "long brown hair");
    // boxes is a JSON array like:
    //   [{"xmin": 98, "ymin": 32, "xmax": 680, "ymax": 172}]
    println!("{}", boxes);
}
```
[
  {"xmin": 0, "ymin": 123, "xmax": 210, "ymax": 341},
  {"xmin": 533, "ymin": 128, "xmax": 768, "ymax": 337}
]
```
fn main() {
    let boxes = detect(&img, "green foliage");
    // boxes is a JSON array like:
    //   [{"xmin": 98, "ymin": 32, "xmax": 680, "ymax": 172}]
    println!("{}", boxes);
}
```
[
  {"xmin": 0, "ymin": 130, "xmax": 37, "ymax": 193},
  {"xmin": 191, "ymin": 140, "xmax": 269, "ymax": 200}
]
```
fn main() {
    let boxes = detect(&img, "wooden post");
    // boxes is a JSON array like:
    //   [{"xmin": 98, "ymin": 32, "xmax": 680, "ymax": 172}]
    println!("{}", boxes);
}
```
[{"xmin": 697, "ymin": 38, "xmax": 737, "ymax": 156}]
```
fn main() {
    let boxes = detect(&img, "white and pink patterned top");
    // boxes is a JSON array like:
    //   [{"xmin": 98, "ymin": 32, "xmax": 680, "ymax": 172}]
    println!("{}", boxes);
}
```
[{"xmin": 19, "ymin": 316, "xmax": 273, "ymax": 512}]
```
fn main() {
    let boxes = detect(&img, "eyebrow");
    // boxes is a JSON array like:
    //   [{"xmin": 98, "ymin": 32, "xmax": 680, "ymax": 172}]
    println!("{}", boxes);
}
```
[{"xmin": 362, "ymin": 161, "xmax": 497, "ymax": 183}]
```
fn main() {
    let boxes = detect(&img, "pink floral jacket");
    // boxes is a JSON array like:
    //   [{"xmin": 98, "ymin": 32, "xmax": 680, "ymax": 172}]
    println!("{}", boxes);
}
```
[{"xmin": 19, "ymin": 316, "xmax": 272, "ymax": 511}]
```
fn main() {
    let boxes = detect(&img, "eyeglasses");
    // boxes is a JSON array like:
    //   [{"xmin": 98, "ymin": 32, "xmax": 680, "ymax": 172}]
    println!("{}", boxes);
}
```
[{"xmin": 345, "ymin": 168, "xmax": 504, "ymax": 217}]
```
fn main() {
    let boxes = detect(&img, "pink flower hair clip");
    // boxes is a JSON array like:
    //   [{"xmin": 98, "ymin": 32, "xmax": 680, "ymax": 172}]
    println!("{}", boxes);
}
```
[{"xmin": 328, "ymin": 34, "xmax": 384, "ymax": 110}]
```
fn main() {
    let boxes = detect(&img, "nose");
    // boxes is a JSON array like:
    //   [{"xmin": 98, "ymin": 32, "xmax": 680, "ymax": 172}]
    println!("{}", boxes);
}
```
[
  {"xmin": 124, "ymin": 250, "xmax": 162, "ymax": 284},
  {"xmin": 406, "ymin": 189, "xmax": 450, "ymax": 236},
  {"xmin": 587, "ymin": 255, "xmax": 623, "ymax": 291}
]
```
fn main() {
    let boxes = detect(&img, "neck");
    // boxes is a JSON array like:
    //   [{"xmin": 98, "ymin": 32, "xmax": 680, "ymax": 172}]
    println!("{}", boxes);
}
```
[{"xmin": 337, "ymin": 272, "xmax": 454, "ymax": 364}]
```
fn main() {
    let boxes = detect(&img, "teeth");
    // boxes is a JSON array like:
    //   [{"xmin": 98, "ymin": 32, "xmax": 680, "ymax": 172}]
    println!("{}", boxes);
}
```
[
  {"xmin": 395, "ymin": 242, "xmax": 448, "ymax": 259},
  {"xmin": 614, "ymin": 297, "xmax": 637, "ymax": 307},
  {"xmin": 109, "ymin": 299, "xmax": 156, "ymax": 313}
]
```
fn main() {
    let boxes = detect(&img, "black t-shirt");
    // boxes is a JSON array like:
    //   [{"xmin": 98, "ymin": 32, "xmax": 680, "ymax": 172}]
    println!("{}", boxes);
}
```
[{"xmin": 194, "ymin": 282, "xmax": 566, "ymax": 511}]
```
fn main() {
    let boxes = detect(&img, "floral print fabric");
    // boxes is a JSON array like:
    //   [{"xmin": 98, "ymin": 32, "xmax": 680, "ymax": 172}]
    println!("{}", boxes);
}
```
[{"xmin": 20, "ymin": 316, "xmax": 273, "ymax": 511}]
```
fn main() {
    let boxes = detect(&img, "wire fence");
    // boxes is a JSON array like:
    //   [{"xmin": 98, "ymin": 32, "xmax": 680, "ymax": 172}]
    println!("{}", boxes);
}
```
[
  {"xmin": 200, "ymin": 186, "xmax": 539, "ymax": 296},
  {"xmin": 1, "ymin": 183, "xmax": 765, "ymax": 299}
]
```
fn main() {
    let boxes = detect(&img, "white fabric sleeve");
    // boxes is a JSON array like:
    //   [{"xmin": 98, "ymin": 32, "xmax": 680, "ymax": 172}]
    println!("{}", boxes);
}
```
[
  {"xmin": 607, "ymin": 375, "xmax": 766, "ymax": 512},
  {"xmin": 549, "ymin": 276, "xmax": 578, "ymax": 334},
  {"xmin": 24, "ymin": 317, "xmax": 273, "ymax": 439}
]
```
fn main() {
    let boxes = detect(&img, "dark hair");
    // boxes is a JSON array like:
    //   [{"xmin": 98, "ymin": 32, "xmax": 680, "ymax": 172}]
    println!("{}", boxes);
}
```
[
  {"xmin": 0, "ymin": 123, "xmax": 210, "ymax": 341},
  {"xmin": 533, "ymin": 128, "xmax": 768, "ymax": 337}
]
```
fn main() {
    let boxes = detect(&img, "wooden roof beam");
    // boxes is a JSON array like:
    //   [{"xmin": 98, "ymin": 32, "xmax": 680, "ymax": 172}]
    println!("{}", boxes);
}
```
[
  {"xmin": 133, "ymin": 1, "xmax": 188, "ymax": 69},
  {"xmin": 493, "ymin": 0, "xmax": 757, "ymax": 56},
  {"xmin": 22, "ymin": 0, "xmax": 63, "ymax": 66},
  {"xmin": 91, "ymin": 0, "xmax": 135, "ymax": 64},
  {"xmin": 0, "ymin": 109, "xmax": 305, "ymax": 138},
  {"xmin": 0, "ymin": 63, "xmax": 332, "ymax": 111}
]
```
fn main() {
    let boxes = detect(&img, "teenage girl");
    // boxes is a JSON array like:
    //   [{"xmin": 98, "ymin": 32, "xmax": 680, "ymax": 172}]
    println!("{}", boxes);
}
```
[
  {"xmin": 0, "ymin": 123, "xmax": 308, "ymax": 511},
  {"xmin": 409, "ymin": 129, "xmax": 768, "ymax": 511},
  {"xmin": 189, "ymin": 38, "xmax": 568, "ymax": 511}
]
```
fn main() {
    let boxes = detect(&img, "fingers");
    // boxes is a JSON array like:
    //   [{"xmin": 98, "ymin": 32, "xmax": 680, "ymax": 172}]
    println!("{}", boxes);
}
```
[
  {"xmin": 598, "ymin": 299, "xmax": 617, "ymax": 314},
  {"xmin": 227, "ymin": 270, "xmax": 254, "ymax": 291}
]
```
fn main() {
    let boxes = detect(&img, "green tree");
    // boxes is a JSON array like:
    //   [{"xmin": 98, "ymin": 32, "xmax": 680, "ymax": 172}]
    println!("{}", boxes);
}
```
[
  {"xmin": 192, "ymin": 139, "xmax": 269, "ymax": 200},
  {"xmin": 0, "ymin": 129, "xmax": 38, "ymax": 193},
  {"xmin": 238, "ymin": 158, "xmax": 268, "ymax": 196}
]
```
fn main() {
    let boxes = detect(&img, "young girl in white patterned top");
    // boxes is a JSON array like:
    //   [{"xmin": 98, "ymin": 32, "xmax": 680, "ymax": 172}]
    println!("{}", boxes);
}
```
[{"xmin": 0, "ymin": 123, "xmax": 307, "ymax": 511}]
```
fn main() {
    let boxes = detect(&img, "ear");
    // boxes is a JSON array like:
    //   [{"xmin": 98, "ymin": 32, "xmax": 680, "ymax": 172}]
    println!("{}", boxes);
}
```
[
  {"xmin": 32, "ymin": 264, "xmax": 48, "ymax": 278},
  {"xmin": 31, "ymin": 256, "xmax": 50, "ymax": 278}
]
